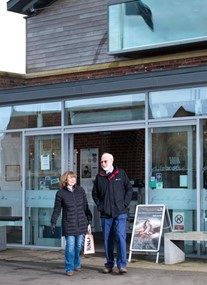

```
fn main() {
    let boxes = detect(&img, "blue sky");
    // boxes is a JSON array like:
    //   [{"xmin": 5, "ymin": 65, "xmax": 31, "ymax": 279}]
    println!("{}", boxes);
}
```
[{"xmin": 0, "ymin": 1, "xmax": 26, "ymax": 73}]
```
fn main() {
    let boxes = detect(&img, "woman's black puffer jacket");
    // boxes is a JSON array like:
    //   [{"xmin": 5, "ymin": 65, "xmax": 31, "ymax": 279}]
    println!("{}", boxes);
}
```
[{"xmin": 51, "ymin": 185, "xmax": 92, "ymax": 236}]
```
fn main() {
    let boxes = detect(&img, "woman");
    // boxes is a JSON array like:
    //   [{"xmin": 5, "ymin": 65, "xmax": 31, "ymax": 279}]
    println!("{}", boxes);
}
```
[
  {"xmin": 51, "ymin": 171, "xmax": 92, "ymax": 277},
  {"xmin": 138, "ymin": 219, "xmax": 153, "ymax": 237}
]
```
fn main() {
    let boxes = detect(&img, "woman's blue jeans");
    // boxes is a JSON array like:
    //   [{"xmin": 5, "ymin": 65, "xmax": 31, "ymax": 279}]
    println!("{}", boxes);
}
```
[
  {"xmin": 65, "ymin": 235, "xmax": 83, "ymax": 273},
  {"xmin": 101, "ymin": 213, "xmax": 127, "ymax": 269}
]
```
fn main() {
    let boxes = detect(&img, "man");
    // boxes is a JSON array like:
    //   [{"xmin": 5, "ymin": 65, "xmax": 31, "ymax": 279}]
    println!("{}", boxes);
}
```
[{"xmin": 92, "ymin": 153, "xmax": 133, "ymax": 274}]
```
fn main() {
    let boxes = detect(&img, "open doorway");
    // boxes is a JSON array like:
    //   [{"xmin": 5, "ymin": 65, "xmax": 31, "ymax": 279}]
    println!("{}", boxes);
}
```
[{"xmin": 73, "ymin": 129, "xmax": 145, "ymax": 232}]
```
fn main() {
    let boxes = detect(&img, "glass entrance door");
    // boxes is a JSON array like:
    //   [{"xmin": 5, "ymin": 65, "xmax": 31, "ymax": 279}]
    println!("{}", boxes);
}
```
[
  {"xmin": 25, "ymin": 134, "xmax": 61, "ymax": 246},
  {"xmin": 149, "ymin": 126, "xmax": 196, "ymax": 236}
]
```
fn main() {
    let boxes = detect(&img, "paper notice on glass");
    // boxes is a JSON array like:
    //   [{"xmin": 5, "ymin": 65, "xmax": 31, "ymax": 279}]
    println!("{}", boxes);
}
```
[
  {"xmin": 41, "ymin": 155, "xmax": 50, "ymax": 170},
  {"xmin": 180, "ymin": 175, "xmax": 187, "ymax": 187}
]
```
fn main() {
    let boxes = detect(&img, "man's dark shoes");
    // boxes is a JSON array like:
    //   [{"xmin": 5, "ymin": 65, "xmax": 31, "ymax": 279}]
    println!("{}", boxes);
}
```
[
  {"xmin": 102, "ymin": 267, "xmax": 113, "ymax": 273},
  {"xmin": 119, "ymin": 267, "xmax": 127, "ymax": 274}
]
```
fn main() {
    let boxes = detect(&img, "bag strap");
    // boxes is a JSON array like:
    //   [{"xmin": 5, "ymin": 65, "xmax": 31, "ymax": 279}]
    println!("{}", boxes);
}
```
[{"xmin": 88, "ymin": 224, "xmax": 91, "ymax": 234}]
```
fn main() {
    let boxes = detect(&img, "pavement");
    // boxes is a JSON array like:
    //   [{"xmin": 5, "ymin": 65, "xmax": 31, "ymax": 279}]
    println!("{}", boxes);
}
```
[{"xmin": 1, "ymin": 234, "xmax": 207, "ymax": 285}]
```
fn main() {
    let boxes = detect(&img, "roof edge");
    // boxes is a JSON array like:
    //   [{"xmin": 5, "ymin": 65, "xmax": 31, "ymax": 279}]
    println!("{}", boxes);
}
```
[{"xmin": 7, "ymin": 0, "xmax": 57, "ymax": 16}]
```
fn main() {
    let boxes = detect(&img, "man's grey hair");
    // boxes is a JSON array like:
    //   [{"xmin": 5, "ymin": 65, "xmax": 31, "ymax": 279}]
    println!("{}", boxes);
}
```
[{"xmin": 101, "ymin": 152, "xmax": 114, "ymax": 162}]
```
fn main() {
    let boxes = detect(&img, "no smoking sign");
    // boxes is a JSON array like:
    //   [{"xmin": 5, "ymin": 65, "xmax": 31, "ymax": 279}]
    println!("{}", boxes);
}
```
[{"xmin": 173, "ymin": 212, "xmax": 185, "ymax": 231}]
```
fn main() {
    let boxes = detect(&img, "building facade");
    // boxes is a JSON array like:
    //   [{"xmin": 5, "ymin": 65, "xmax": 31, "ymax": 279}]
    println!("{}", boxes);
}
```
[{"xmin": 0, "ymin": 0, "xmax": 207, "ymax": 256}]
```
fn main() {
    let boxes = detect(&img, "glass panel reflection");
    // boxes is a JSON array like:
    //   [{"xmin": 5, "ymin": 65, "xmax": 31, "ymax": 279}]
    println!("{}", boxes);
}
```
[
  {"xmin": 65, "ymin": 93, "xmax": 145, "ymax": 125},
  {"xmin": 0, "ymin": 102, "xmax": 61, "ymax": 130},
  {"xmin": 201, "ymin": 120, "xmax": 207, "ymax": 254},
  {"xmin": 0, "ymin": 132, "xmax": 22, "ymax": 244},
  {"xmin": 108, "ymin": 0, "xmax": 207, "ymax": 54},
  {"xmin": 149, "ymin": 87, "xmax": 207, "ymax": 119},
  {"xmin": 151, "ymin": 127, "xmax": 196, "ymax": 189}
]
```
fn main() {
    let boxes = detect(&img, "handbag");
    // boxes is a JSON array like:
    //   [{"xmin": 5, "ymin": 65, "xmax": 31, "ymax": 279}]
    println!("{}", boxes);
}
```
[{"xmin": 83, "ymin": 224, "xmax": 95, "ymax": 254}]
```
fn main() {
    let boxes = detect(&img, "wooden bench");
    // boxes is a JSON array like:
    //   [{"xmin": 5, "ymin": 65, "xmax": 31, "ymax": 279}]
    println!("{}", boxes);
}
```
[{"xmin": 164, "ymin": 231, "xmax": 207, "ymax": 264}]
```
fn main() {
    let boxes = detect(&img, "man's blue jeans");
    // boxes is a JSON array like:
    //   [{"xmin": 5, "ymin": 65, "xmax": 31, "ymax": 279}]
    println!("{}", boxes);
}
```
[
  {"xmin": 65, "ymin": 235, "xmax": 82, "ymax": 273},
  {"xmin": 101, "ymin": 213, "xmax": 127, "ymax": 269}
]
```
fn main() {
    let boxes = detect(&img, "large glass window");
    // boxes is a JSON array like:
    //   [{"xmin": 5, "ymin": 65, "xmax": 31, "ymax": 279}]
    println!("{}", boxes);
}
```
[
  {"xmin": 149, "ymin": 87, "xmax": 207, "ymax": 119},
  {"xmin": 25, "ymin": 134, "xmax": 61, "ymax": 246},
  {"xmin": 150, "ymin": 127, "xmax": 196, "ymax": 190},
  {"xmin": 0, "ymin": 132, "xmax": 22, "ymax": 244},
  {"xmin": 108, "ymin": 0, "xmax": 207, "ymax": 54},
  {"xmin": 201, "ymin": 120, "xmax": 207, "ymax": 233},
  {"xmin": 0, "ymin": 102, "xmax": 61, "ymax": 130},
  {"xmin": 65, "ymin": 93, "xmax": 145, "ymax": 125}
]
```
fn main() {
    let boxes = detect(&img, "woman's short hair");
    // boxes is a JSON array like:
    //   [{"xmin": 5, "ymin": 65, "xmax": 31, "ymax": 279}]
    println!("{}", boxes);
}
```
[{"xmin": 60, "ymin": 171, "xmax": 76, "ymax": 188}]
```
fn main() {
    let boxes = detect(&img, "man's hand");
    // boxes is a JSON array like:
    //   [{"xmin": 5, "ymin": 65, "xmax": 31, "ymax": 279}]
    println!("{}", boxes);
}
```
[{"xmin": 51, "ymin": 223, "xmax": 56, "ymax": 235}]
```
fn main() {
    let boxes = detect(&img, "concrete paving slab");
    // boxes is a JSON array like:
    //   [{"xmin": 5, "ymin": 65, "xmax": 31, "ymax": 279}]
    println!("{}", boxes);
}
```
[{"xmin": 0, "ymin": 249, "xmax": 207, "ymax": 285}]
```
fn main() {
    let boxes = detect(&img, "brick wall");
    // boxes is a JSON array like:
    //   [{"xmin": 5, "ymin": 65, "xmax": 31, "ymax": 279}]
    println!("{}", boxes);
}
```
[
  {"xmin": 24, "ymin": 55, "xmax": 207, "ymax": 87},
  {"xmin": 74, "ymin": 130, "xmax": 145, "ymax": 182},
  {"xmin": 1, "ymin": 53, "xmax": 207, "ymax": 89},
  {"xmin": 0, "ymin": 73, "xmax": 25, "ymax": 89}
]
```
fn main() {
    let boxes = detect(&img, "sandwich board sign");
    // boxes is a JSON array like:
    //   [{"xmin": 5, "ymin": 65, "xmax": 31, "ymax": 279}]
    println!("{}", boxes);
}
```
[{"xmin": 128, "ymin": 204, "xmax": 171, "ymax": 263}]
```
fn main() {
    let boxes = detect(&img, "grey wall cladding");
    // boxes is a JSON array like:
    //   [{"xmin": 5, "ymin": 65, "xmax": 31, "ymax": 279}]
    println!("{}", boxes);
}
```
[{"xmin": 26, "ymin": 0, "xmax": 126, "ymax": 73}]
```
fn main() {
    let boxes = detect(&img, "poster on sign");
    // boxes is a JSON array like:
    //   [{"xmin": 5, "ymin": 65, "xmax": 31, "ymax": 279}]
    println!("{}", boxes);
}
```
[{"xmin": 130, "ymin": 205, "xmax": 166, "ymax": 252}]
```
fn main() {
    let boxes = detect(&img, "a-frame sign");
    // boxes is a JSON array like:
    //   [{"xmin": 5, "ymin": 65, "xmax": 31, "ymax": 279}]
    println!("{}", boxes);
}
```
[{"xmin": 128, "ymin": 204, "xmax": 172, "ymax": 263}]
